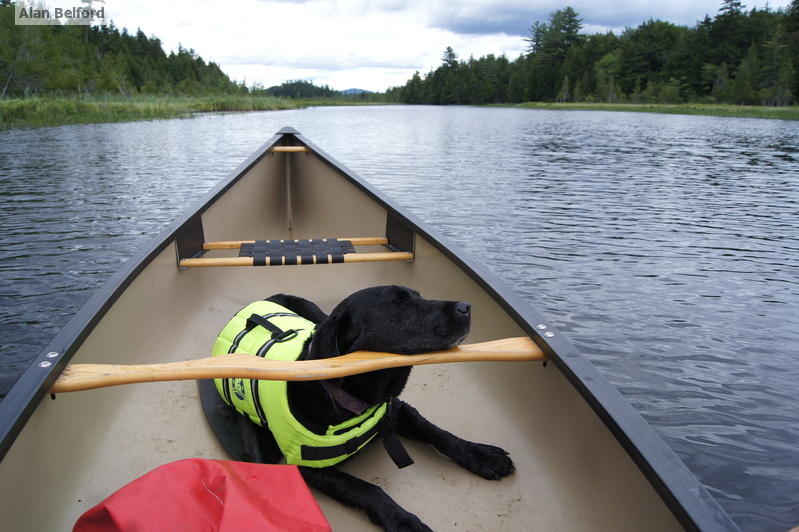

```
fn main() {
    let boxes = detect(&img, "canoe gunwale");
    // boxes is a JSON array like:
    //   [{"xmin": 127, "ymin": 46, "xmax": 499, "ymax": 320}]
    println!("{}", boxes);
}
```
[{"xmin": 0, "ymin": 127, "xmax": 738, "ymax": 531}]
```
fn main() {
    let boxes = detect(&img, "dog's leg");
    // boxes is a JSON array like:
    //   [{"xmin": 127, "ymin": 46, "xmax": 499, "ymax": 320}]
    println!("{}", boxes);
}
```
[
  {"xmin": 393, "ymin": 399, "xmax": 515, "ymax": 480},
  {"xmin": 299, "ymin": 466, "xmax": 432, "ymax": 532}
]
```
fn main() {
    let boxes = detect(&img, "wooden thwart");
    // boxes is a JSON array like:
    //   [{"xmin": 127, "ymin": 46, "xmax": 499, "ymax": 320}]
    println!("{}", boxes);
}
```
[
  {"xmin": 202, "ymin": 237, "xmax": 388, "ymax": 250},
  {"xmin": 49, "ymin": 337, "xmax": 547, "ymax": 393},
  {"xmin": 180, "ymin": 252, "xmax": 413, "ymax": 268},
  {"xmin": 271, "ymin": 146, "xmax": 308, "ymax": 153}
]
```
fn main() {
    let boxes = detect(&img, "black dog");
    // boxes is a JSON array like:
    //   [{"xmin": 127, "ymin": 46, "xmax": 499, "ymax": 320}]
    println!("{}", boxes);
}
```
[{"xmin": 250, "ymin": 286, "xmax": 515, "ymax": 531}]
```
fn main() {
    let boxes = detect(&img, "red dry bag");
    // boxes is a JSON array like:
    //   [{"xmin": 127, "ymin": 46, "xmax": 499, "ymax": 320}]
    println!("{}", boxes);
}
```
[{"xmin": 74, "ymin": 458, "xmax": 331, "ymax": 531}]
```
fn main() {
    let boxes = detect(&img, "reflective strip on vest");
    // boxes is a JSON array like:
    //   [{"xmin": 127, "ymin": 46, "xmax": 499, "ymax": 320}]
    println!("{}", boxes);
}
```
[{"xmin": 212, "ymin": 300, "xmax": 387, "ymax": 468}]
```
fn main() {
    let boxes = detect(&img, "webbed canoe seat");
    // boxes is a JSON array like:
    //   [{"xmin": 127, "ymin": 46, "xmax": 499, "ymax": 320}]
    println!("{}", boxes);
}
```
[
  {"xmin": 176, "ymin": 144, "xmax": 416, "ymax": 268},
  {"xmin": 178, "ymin": 237, "xmax": 413, "ymax": 267}
]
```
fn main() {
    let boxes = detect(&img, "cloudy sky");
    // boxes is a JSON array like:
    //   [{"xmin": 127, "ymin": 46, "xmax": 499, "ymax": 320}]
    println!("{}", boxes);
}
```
[{"xmin": 87, "ymin": 0, "xmax": 793, "ymax": 91}]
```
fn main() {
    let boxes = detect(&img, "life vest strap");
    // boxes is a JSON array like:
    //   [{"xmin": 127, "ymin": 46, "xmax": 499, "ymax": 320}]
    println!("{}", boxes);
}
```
[
  {"xmin": 299, "ymin": 415, "xmax": 414, "ymax": 469},
  {"xmin": 246, "ymin": 313, "xmax": 298, "ymax": 342},
  {"xmin": 381, "ymin": 420, "xmax": 415, "ymax": 469},
  {"xmin": 300, "ymin": 423, "xmax": 381, "ymax": 463}
]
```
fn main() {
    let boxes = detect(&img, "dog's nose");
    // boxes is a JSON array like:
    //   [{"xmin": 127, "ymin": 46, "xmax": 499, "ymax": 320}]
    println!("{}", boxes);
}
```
[{"xmin": 456, "ymin": 302, "xmax": 471, "ymax": 315}]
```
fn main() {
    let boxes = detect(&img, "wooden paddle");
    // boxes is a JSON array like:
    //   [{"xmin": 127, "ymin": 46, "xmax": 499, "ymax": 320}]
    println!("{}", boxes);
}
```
[{"xmin": 49, "ymin": 337, "xmax": 546, "ymax": 393}]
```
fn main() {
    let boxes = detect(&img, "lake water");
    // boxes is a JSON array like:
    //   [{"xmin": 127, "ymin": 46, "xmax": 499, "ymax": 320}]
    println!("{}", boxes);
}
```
[{"xmin": 1, "ymin": 106, "xmax": 797, "ymax": 530}]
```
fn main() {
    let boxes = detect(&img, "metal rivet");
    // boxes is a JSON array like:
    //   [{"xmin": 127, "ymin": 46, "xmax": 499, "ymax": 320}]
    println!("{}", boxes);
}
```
[
  {"xmin": 46, "ymin": 352, "xmax": 59, "ymax": 358},
  {"xmin": 544, "ymin": 331, "xmax": 555, "ymax": 338},
  {"xmin": 39, "ymin": 361, "xmax": 52, "ymax": 368},
  {"xmin": 536, "ymin": 324, "xmax": 547, "ymax": 330}
]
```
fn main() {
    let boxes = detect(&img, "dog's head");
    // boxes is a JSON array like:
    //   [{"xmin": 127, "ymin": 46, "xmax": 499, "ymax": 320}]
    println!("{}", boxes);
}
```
[{"xmin": 312, "ymin": 285, "xmax": 471, "ymax": 358}]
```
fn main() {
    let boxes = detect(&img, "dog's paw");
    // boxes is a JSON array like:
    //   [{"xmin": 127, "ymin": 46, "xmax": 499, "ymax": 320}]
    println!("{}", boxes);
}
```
[
  {"xmin": 382, "ymin": 511, "xmax": 433, "ymax": 532},
  {"xmin": 455, "ymin": 442, "xmax": 515, "ymax": 480}
]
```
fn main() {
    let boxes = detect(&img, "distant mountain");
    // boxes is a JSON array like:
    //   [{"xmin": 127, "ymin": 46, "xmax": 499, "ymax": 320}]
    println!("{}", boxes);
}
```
[{"xmin": 341, "ymin": 88, "xmax": 373, "ymax": 95}]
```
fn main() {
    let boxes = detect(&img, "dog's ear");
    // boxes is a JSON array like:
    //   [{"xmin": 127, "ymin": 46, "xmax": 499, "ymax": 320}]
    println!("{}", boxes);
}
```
[
  {"xmin": 334, "ymin": 310, "xmax": 363, "ymax": 354},
  {"xmin": 311, "ymin": 311, "xmax": 361, "ymax": 358}
]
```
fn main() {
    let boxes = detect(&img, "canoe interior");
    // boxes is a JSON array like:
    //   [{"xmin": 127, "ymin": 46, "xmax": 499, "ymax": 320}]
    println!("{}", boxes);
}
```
[{"xmin": 0, "ymin": 130, "xmax": 690, "ymax": 530}]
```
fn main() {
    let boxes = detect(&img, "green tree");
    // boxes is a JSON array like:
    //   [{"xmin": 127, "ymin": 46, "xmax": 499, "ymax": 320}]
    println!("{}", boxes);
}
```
[
  {"xmin": 507, "ymin": 55, "xmax": 527, "ymax": 103},
  {"xmin": 525, "ymin": 21, "xmax": 548, "ymax": 54},
  {"xmin": 618, "ymin": 19, "xmax": 683, "ymax": 93},
  {"xmin": 403, "ymin": 71, "xmax": 423, "ymax": 103},
  {"xmin": 441, "ymin": 46, "xmax": 458, "ymax": 68},
  {"xmin": 435, "ymin": 47, "xmax": 464, "ymax": 104},
  {"xmin": 556, "ymin": 74, "xmax": 571, "ymax": 102},
  {"xmin": 785, "ymin": 0, "xmax": 799, "ymax": 99},
  {"xmin": 719, "ymin": 0, "xmax": 745, "ymax": 17},
  {"xmin": 594, "ymin": 52, "xmax": 621, "ymax": 101},
  {"xmin": 658, "ymin": 78, "xmax": 683, "ymax": 103},
  {"xmin": 572, "ymin": 77, "xmax": 584, "ymax": 101},
  {"xmin": 526, "ymin": 7, "xmax": 585, "ymax": 101},
  {"xmin": 760, "ymin": 26, "xmax": 794, "ymax": 104},
  {"xmin": 730, "ymin": 43, "xmax": 761, "ymax": 104},
  {"xmin": 710, "ymin": 0, "xmax": 750, "ymax": 67},
  {"xmin": 394, "ymin": 0, "xmax": 798, "ymax": 106},
  {"xmin": 704, "ymin": 61, "xmax": 732, "ymax": 101},
  {"xmin": 630, "ymin": 77, "xmax": 643, "ymax": 103},
  {"xmin": 548, "ymin": 7, "xmax": 584, "ymax": 49},
  {"xmin": 561, "ymin": 32, "xmax": 619, "ymax": 101},
  {"xmin": 0, "ymin": 3, "xmax": 244, "ymax": 99}
]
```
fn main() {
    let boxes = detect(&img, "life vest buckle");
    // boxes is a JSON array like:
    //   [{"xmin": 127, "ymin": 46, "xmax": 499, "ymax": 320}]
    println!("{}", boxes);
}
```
[{"xmin": 272, "ymin": 329, "xmax": 299, "ymax": 342}]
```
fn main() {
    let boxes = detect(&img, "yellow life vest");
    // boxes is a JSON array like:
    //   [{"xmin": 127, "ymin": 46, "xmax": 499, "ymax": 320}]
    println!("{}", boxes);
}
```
[{"xmin": 212, "ymin": 300, "xmax": 387, "ymax": 468}]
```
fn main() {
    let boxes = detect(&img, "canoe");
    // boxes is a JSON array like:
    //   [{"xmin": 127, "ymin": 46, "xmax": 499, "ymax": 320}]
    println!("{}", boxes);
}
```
[{"xmin": 0, "ymin": 127, "xmax": 737, "ymax": 531}]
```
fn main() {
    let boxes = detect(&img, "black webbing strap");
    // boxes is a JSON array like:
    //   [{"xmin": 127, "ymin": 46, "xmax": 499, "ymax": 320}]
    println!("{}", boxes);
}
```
[
  {"xmin": 381, "ymin": 400, "xmax": 414, "ymax": 468},
  {"xmin": 299, "ymin": 400, "xmax": 414, "ymax": 468},
  {"xmin": 245, "ymin": 313, "xmax": 298, "ymax": 342},
  {"xmin": 239, "ymin": 239, "xmax": 356, "ymax": 266},
  {"xmin": 381, "ymin": 422, "xmax": 414, "ymax": 468},
  {"xmin": 300, "ymin": 423, "xmax": 381, "ymax": 463},
  {"xmin": 325, "ymin": 239, "xmax": 353, "ymax": 264}
]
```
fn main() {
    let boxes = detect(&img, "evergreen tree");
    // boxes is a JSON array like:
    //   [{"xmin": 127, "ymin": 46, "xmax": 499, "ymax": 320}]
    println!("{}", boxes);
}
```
[
  {"xmin": 710, "ymin": 0, "xmax": 750, "ymax": 67},
  {"xmin": 0, "ymin": 4, "xmax": 242, "ymax": 98},
  {"xmin": 719, "ymin": 0, "xmax": 745, "ymax": 17},
  {"xmin": 595, "ymin": 52, "xmax": 621, "ymax": 102},
  {"xmin": 403, "ymin": 71, "xmax": 423, "ymax": 104},
  {"xmin": 572, "ymin": 77, "xmax": 584, "ymax": 102},
  {"xmin": 618, "ymin": 19, "xmax": 682, "ymax": 94},
  {"xmin": 525, "ymin": 22, "xmax": 548, "ymax": 54},
  {"xmin": 730, "ymin": 43, "xmax": 761, "ymax": 104},
  {"xmin": 557, "ymin": 74, "xmax": 571, "ymax": 102},
  {"xmin": 785, "ymin": 0, "xmax": 799, "ymax": 99},
  {"xmin": 441, "ymin": 46, "xmax": 459, "ymax": 68},
  {"xmin": 393, "ymin": 2, "xmax": 796, "ymax": 107},
  {"xmin": 526, "ymin": 7, "xmax": 585, "ymax": 101},
  {"xmin": 706, "ymin": 62, "xmax": 732, "ymax": 101}
]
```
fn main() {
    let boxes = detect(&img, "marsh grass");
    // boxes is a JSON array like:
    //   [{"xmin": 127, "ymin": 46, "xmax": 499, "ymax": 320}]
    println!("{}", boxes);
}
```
[
  {"xmin": 512, "ymin": 102, "xmax": 799, "ymax": 121},
  {"xmin": 0, "ymin": 95, "xmax": 301, "ymax": 128}
]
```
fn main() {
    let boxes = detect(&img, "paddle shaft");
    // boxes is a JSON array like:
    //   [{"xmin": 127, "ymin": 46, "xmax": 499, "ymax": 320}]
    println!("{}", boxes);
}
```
[{"xmin": 49, "ymin": 337, "xmax": 546, "ymax": 393}]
